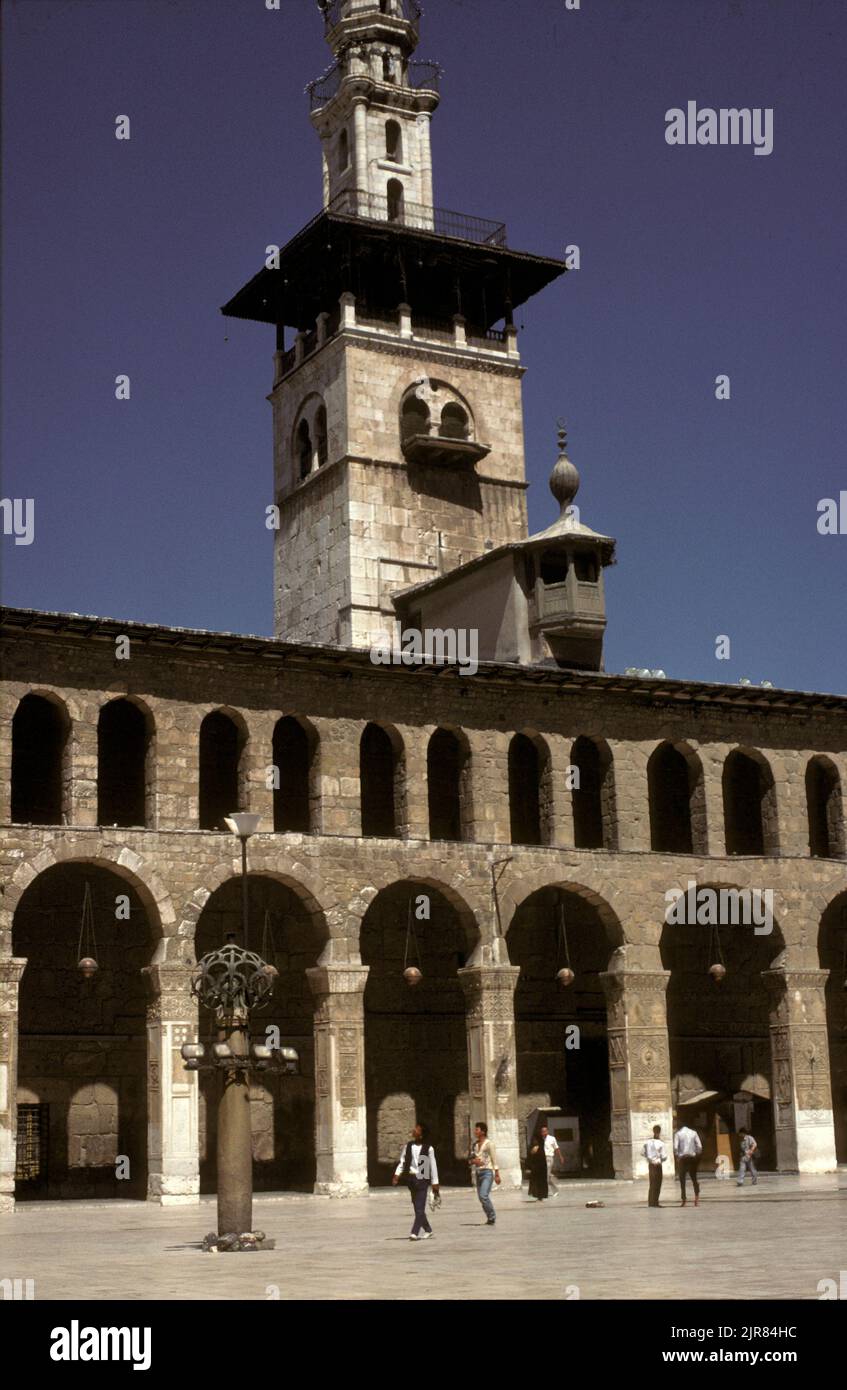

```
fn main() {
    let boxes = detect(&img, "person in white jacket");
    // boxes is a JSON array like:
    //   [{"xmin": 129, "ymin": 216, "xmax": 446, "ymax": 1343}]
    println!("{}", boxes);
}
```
[
  {"xmin": 642, "ymin": 1124, "xmax": 667, "ymax": 1207},
  {"xmin": 673, "ymin": 1122, "xmax": 703, "ymax": 1207}
]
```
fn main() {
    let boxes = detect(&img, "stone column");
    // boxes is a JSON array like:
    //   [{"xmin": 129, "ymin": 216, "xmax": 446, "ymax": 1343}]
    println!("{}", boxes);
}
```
[
  {"xmin": 547, "ymin": 733, "xmax": 575, "ymax": 849},
  {"xmin": 0, "ymin": 959, "xmax": 26, "ymax": 1213},
  {"xmin": 458, "ymin": 960, "xmax": 522, "ymax": 1188},
  {"xmin": 353, "ymin": 99, "xmax": 368, "ymax": 204},
  {"xmin": 395, "ymin": 722, "xmax": 429, "ymax": 839},
  {"xmin": 144, "ymin": 963, "xmax": 200, "ymax": 1204},
  {"xmin": 243, "ymin": 710, "xmax": 275, "ymax": 832},
  {"xmin": 764, "ymin": 968, "xmax": 837, "ymax": 1173},
  {"xmin": 311, "ymin": 717, "xmax": 362, "ymax": 836},
  {"xmin": 607, "ymin": 741, "xmax": 650, "ymax": 851},
  {"xmin": 417, "ymin": 111, "xmax": 434, "ymax": 214},
  {"xmin": 0, "ymin": 691, "xmax": 13, "ymax": 824},
  {"xmin": 70, "ymin": 711, "xmax": 98, "ymax": 826},
  {"xmin": 466, "ymin": 729, "xmax": 511, "ymax": 844},
  {"xmin": 306, "ymin": 965, "xmax": 369, "ymax": 1195},
  {"xmin": 600, "ymin": 956, "xmax": 674, "ymax": 1179},
  {"xmin": 699, "ymin": 743, "xmax": 726, "ymax": 857}
]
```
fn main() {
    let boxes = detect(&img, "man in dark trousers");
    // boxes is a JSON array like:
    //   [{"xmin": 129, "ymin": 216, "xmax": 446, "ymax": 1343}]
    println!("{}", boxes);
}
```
[
  {"xmin": 673, "ymin": 1119, "xmax": 703, "ymax": 1207},
  {"xmin": 392, "ymin": 1121, "xmax": 440, "ymax": 1241},
  {"xmin": 642, "ymin": 1124, "xmax": 667, "ymax": 1207}
]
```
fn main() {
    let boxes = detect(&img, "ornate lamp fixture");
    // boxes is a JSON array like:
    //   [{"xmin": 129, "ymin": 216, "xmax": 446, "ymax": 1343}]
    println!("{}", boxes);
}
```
[{"xmin": 77, "ymin": 881, "xmax": 99, "ymax": 979}]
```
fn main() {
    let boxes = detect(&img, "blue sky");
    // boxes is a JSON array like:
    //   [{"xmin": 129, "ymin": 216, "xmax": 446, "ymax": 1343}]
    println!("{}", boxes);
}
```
[{"xmin": 2, "ymin": 0, "xmax": 845, "ymax": 692}]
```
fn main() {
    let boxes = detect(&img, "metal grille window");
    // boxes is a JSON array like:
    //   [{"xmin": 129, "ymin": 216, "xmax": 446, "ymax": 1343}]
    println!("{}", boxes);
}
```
[{"xmin": 15, "ymin": 1103, "xmax": 48, "ymax": 1184}]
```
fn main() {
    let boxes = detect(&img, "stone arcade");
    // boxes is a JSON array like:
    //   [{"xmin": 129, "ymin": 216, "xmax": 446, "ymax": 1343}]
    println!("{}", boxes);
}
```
[{"xmin": 1, "ymin": 0, "xmax": 846, "ymax": 1211}]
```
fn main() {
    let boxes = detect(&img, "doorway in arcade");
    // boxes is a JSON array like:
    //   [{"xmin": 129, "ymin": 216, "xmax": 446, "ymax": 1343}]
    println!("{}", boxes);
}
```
[{"xmin": 508, "ymin": 886, "xmax": 620, "ymax": 1178}]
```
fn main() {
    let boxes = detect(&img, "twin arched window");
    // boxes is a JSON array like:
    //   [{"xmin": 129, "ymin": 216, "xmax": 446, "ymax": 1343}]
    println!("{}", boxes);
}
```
[
  {"xmin": 400, "ymin": 382, "xmax": 473, "ymax": 443},
  {"xmin": 294, "ymin": 398, "xmax": 329, "ymax": 482}
]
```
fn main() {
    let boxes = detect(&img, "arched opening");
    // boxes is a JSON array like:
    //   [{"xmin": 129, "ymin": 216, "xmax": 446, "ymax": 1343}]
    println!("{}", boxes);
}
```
[
  {"xmin": 819, "ymin": 894, "xmax": 847, "ymax": 1163},
  {"xmin": 296, "ymin": 418, "xmax": 312, "ymax": 481},
  {"xmin": 427, "ymin": 727, "xmax": 470, "ymax": 841},
  {"xmin": 723, "ymin": 750, "xmax": 779, "ymax": 856},
  {"xmin": 337, "ymin": 126, "xmax": 349, "ymax": 173},
  {"xmin": 199, "ymin": 710, "xmax": 245, "ymax": 831},
  {"xmin": 807, "ymin": 757, "xmax": 845, "ymax": 859},
  {"xmin": 661, "ymin": 891, "xmax": 785, "ymax": 1173},
  {"xmin": 508, "ymin": 886, "xmax": 621, "ymax": 1178},
  {"xmin": 570, "ymin": 736, "xmax": 617, "ymax": 850},
  {"xmin": 440, "ymin": 402, "xmax": 470, "ymax": 440},
  {"xmin": 401, "ymin": 393, "xmax": 429, "ymax": 442},
  {"xmin": 509, "ymin": 733, "xmax": 551, "ymax": 847},
  {"xmin": 273, "ymin": 717, "xmax": 318, "ymax": 833},
  {"xmin": 12, "ymin": 862, "xmax": 155, "ymax": 1199},
  {"xmin": 360, "ymin": 723, "xmax": 403, "ymax": 837},
  {"xmin": 314, "ymin": 403, "xmax": 328, "ymax": 468},
  {"xmin": 382, "ymin": 52, "xmax": 396, "ymax": 84},
  {"xmin": 195, "ymin": 875, "xmax": 326, "ymax": 1193},
  {"xmin": 386, "ymin": 177, "xmax": 404, "ymax": 222},
  {"xmin": 11, "ymin": 693, "xmax": 69, "ymax": 825},
  {"xmin": 97, "ymin": 699, "xmax": 152, "ymax": 828},
  {"xmin": 361, "ymin": 881, "xmax": 476, "ymax": 1185},
  {"xmin": 385, "ymin": 119, "xmax": 402, "ymax": 162},
  {"xmin": 648, "ymin": 742, "xmax": 705, "ymax": 854}
]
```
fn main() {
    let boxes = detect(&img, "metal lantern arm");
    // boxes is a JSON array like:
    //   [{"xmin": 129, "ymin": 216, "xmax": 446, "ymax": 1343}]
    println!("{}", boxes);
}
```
[{"xmin": 180, "ymin": 1040, "xmax": 300, "ymax": 1075}]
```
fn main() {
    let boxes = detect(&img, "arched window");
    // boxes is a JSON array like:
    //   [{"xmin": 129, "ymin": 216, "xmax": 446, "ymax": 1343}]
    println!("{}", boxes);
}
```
[
  {"xmin": 401, "ymin": 394, "xmax": 429, "ymax": 441},
  {"xmin": 11, "ymin": 693, "xmax": 68, "ymax": 825},
  {"xmin": 440, "ymin": 403, "xmax": 469, "ymax": 440},
  {"xmin": 314, "ymin": 404, "xmax": 328, "ymax": 468},
  {"xmin": 387, "ymin": 177, "xmax": 404, "ymax": 222},
  {"xmin": 382, "ymin": 53, "xmax": 396, "ymax": 83},
  {"xmin": 386, "ymin": 119, "xmax": 402, "ymax": 162},
  {"xmin": 571, "ymin": 736, "xmax": 616, "ymax": 850},
  {"xmin": 361, "ymin": 724, "xmax": 402, "ymax": 837},
  {"xmin": 97, "ymin": 699, "xmax": 150, "ymax": 827},
  {"xmin": 338, "ymin": 127, "xmax": 349, "ymax": 173},
  {"xmin": 199, "ymin": 711, "xmax": 245, "ymax": 831},
  {"xmin": 723, "ymin": 749, "xmax": 778, "ymax": 856},
  {"xmin": 807, "ymin": 757, "xmax": 845, "ymax": 859},
  {"xmin": 509, "ymin": 733, "xmax": 549, "ymax": 847},
  {"xmin": 427, "ymin": 728, "xmax": 469, "ymax": 841},
  {"xmin": 647, "ymin": 742, "xmax": 705, "ymax": 854},
  {"xmin": 297, "ymin": 418, "xmax": 312, "ymax": 480},
  {"xmin": 273, "ymin": 717, "xmax": 316, "ymax": 833}
]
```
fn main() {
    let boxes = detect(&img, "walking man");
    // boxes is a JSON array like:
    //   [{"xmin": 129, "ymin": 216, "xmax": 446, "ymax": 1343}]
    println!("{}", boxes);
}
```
[
  {"xmin": 470, "ymin": 1121, "xmax": 500, "ymax": 1226},
  {"xmin": 736, "ymin": 1128, "xmax": 759, "ymax": 1187},
  {"xmin": 392, "ymin": 1122, "xmax": 440, "ymax": 1241},
  {"xmin": 541, "ymin": 1124, "xmax": 564, "ymax": 1197},
  {"xmin": 642, "ymin": 1124, "xmax": 667, "ymax": 1207},
  {"xmin": 673, "ymin": 1119, "xmax": 702, "ymax": 1207}
]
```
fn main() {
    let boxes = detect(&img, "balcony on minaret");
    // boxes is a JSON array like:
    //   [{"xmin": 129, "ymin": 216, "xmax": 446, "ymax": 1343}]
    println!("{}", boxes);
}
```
[
  {"xmin": 400, "ymin": 380, "xmax": 490, "ymax": 468},
  {"xmin": 320, "ymin": 0, "xmax": 422, "ymax": 41}
]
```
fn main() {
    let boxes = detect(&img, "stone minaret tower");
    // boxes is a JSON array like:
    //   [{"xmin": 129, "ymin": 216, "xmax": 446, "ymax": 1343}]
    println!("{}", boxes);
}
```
[{"xmin": 222, "ymin": 0, "xmax": 566, "ymax": 649}]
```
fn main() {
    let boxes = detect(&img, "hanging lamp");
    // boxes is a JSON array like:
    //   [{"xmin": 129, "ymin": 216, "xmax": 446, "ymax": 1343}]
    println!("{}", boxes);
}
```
[
  {"xmin": 555, "ymin": 897, "xmax": 574, "ymax": 987},
  {"xmin": 260, "ymin": 908, "xmax": 279, "ymax": 980},
  {"xmin": 77, "ymin": 881, "xmax": 99, "ymax": 979},
  {"xmin": 708, "ymin": 920, "xmax": 726, "ymax": 982},
  {"xmin": 403, "ymin": 897, "xmax": 423, "ymax": 985}
]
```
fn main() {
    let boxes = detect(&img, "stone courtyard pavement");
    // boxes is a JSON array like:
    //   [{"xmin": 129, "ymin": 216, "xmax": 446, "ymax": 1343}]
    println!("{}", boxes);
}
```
[{"xmin": 2, "ymin": 1174, "xmax": 845, "ymax": 1301}]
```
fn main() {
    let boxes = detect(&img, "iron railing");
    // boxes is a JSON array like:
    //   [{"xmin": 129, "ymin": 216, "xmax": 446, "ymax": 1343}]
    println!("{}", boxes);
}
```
[
  {"xmin": 328, "ymin": 188, "xmax": 507, "ymax": 246},
  {"xmin": 320, "ymin": 0, "xmax": 422, "ymax": 34},
  {"xmin": 308, "ymin": 56, "xmax": 441, "ymax": 111}
]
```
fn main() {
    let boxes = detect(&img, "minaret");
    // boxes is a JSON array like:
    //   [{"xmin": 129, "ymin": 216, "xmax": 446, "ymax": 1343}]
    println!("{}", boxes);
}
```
[{"xmin": 222, "ymin": 0, "xmax": 567, "ymax": 649}]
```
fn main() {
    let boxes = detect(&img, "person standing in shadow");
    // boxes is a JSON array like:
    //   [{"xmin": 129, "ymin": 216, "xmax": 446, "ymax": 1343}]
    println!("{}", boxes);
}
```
[{"xmin": 527, "ymin": 1126, "xmax": 549, "ymax": 1202}]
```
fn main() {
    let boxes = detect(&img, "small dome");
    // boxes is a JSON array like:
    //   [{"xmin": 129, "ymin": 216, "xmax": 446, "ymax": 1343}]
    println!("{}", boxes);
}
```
[{"xmin": 549, "ymin": 425, "xmax": 580, "ymax": 514}]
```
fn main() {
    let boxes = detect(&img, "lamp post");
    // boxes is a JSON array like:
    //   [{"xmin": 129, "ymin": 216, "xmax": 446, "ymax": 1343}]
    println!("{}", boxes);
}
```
[{"xmin": 180, "ymin": 811, "xmax": 300, "ymax": 1252}]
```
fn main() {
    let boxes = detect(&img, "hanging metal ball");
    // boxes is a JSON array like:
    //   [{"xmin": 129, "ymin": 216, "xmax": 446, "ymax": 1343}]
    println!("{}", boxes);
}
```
[
  {"xmin": 78, "ymin": 956, "xmax": 99, "ymax": 979},
  {"xmin": 403, "ymin": 966, "xmax": 423, "ymax": 986},
  {"xmin": 556, "ymin": 967, "xmax": 575, "ymax": 987},
  {"xmin": 708, "ymin": 963, "xmax": 726, "ymax": 983}
]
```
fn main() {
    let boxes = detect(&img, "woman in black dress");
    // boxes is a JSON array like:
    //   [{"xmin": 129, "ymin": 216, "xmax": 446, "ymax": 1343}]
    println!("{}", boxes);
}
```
[{"xmin": 527, "ymin": 1127, "xmax": 548, "ymax": 1201}]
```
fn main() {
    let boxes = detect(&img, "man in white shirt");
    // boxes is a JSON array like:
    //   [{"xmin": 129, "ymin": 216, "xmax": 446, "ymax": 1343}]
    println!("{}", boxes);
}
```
[
  {"xmin": 673, "ymin": 1121, "xmax": 703, "ymax": 1207},
  {"xmin": 392, "ymin": 1122, "xmax": 440, "ymax": 1241},
  {"xmin": 541, "ymin": 1125, "xmax": 564, "ymax": 1196},
  {"xmin": 642, "ymin": 1124, "xmax": 667, "ymax": 1207}
]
